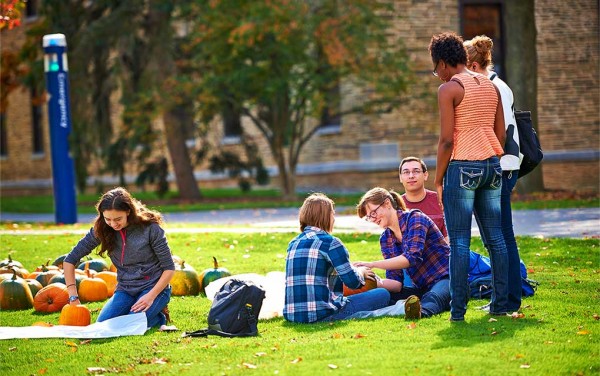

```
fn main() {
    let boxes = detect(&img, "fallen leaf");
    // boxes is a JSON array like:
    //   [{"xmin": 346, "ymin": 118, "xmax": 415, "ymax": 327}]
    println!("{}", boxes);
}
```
[
  {"xmin": 291, "ymin": 357, "xmax": 302, "ymax": 364},
  {"xmin": 32, "ymin": 322, "xmax": 53, "ymax": 327},
  {"xmin": 488, "ymin": 318, "xmax": 498, "ymax": 322},
  {"xmin": 332, "ymin": 333, "xmax": 344, "ymax": 339},
  {"xmin": 255, "ymin": 352, "xmax": 267, "ymax": 357},
  {"xmin": 38, "ymin": 368, "xmax": 47, "ymax": 374},
  {"xmin": 65, "ymin": 341, "xmax": 78, "ymax": 348},
  {"xmin": 490, "ymin": 331, "xmax": 498, "ymax": 336},
  {"xmin": 593, "ymin": 314, "xmax": 599, "ymax": 320},
  {"xmin": 153, "ymin": 357, "xmax": 168, "ymax": 364},
  {"xmin": 520, "ymin": 364, "xmax": 530, "ymax": 369},
  {"xmin": 514, "ymin": 354, "xmax": 525, "ymax": 359},
  {"xmin": 242, "ymin": 362, "xmax": 257, "ymax": 369},
  {"xmin": 510, "ymin": 312, "xmax": 525, "ymax": 319},
  {"xmin": 353, "ymin": 333, "xmax": 366, "ymax": 339},
  {"xmin": 576, "ymin": 330, "xmax": 590, "ymax": 335},
  {"xmin": 328, "ymin": 364, "xmax": 338, "ymax": 369},
  {"xmin": 8, "ymin": 347, "xmax": 16, "ymax": 351},
  {"xmin": 406, "ymin": 322, "xmax": 417, "ymax": 330},
  {"xmin": 80, "ymin": 340, "xmax": 92, "ymax": 345},
  {"xmin": 86, "ymin": 367, "xmax": 107, "ymax": 374}
]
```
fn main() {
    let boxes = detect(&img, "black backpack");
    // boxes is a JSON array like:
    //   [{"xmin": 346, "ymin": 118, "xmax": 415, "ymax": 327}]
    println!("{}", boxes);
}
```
[
  {"xmin": 183, "ymin": 279, "xmax": 266, "ymax": 338},
  {"xmin": 514, "ymin": 110, "xmax": 543, "ymax": 179}
]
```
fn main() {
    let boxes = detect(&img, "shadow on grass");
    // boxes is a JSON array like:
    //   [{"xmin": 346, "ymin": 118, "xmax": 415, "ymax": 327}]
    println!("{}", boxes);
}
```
[{"xmin": 431, "ymin": 315, "xmax": 545, "ymax": 350}]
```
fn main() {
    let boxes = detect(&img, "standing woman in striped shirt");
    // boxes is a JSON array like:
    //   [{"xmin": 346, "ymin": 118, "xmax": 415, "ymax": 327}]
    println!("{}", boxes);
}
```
[{"xmin": 428, "ymin": 32, "xmax": 509, "ymax": 321}]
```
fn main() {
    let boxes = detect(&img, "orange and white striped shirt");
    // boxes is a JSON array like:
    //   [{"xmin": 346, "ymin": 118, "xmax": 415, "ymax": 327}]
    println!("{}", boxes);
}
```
[{"xmin": 451, "ymin": 72, "xmax": 504, "ymax": 161}]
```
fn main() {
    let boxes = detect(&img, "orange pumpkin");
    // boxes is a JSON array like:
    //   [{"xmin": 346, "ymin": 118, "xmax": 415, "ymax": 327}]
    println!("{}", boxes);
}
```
[
  {"xmin": 33, "ymin": 282, "xmax": 69, "ymax": 313},
  {"xmin": 78, "ymin": 269, "xmax": 108, "ymax": 303},
  {"xmin": 343, "ymin": 278, "xmax": 378, "ymax": 296},
  {"xmin": 59, "ymin": 304, "xmax": 91, "ymax": 326},
  {"xmin": 95, "ymin": 271, "xmax": 118, "ymax": 297}
]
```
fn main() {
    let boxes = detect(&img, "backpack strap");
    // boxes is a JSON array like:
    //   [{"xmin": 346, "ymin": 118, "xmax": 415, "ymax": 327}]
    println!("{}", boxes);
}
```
[{"xmin": 490, "ymin": 73, "xmax": 497, "ymax": 80}]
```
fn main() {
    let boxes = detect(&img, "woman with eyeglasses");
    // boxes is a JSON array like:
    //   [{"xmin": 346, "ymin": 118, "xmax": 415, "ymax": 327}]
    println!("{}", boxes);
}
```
[
  {"xmin": 429, "ymin": 32, "xmax": 509, "ymax": 321},
  {"xmin": 354, "ymin": 187, "xmax": 451, "ymax": 319}
]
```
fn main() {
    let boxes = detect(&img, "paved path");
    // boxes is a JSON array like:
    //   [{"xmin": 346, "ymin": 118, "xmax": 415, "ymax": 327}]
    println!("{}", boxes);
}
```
[{"xmin": 1, "ymin": 207, "xmax": 598, "ymax": 238}]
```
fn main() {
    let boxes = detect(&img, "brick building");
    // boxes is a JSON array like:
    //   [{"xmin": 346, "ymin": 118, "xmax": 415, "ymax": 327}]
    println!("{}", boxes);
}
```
[{"xmin": 1, "ymin": 0, "xmax": 598, "ymax": 196}]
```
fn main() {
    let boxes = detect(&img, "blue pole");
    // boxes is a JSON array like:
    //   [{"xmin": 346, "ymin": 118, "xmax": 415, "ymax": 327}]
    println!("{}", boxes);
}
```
[{"xmin": 43, "ymin": 34, "xmax": 77, "ymax": 224}]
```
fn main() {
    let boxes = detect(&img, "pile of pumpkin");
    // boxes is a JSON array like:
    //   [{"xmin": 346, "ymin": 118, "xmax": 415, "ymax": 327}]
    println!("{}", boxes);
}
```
[
  {"xmin": 0, "ymin": 254, "xmax": 231, "ymax": 326},
  {"xmin": 0, "ymin": 254, "xmax": 117, "ymax": 326}
]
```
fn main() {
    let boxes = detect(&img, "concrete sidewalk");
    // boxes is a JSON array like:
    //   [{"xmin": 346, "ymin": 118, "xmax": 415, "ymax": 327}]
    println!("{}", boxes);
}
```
[{"xmin": 1, "ymin": 207, "xmax": 598, "ymax": 238}]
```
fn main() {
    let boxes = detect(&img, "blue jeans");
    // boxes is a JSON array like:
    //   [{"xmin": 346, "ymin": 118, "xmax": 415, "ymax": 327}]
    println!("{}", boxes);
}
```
[
  {"xmin": 478, "ymin": 170, "xmax": 522, "ymax": 311},
  {"xmin": 390, "ymin": 278, "xmax": 450, "ymax": 317},
  {"xmin": 322, "ymin": 288, "xmax": 390, "ymax": 321},
  {"xmin": 97, "ymin": 285, "xmax": 171, "ymax": 328},
  {"xmin": 443, "ymin": 158, "xmax": 509, "ymax": 320}
]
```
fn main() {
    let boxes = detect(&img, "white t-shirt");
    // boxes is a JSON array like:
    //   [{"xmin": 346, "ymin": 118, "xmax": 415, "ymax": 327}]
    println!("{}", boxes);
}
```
[{"xmin": 489, "ymin": 72, "xmax": 522, "ymax": 171}]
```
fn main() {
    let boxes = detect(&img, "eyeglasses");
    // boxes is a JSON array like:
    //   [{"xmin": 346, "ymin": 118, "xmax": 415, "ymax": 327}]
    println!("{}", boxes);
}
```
[
  {"xmin": 365, "ymin": 199, "xmax": 387, "ymax": 222},
  {"xmin": 432, "ymin": 61, "xmax": 439, "ymax": 77},
  {"xmin": 400, "ymin": 169, "xmax": 423, "ymax": 177}
]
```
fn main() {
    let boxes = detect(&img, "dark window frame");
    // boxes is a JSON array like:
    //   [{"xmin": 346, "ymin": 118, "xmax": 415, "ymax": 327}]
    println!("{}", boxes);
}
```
[
  {"xmin": 0, "ymin": 113, "xmax": 7, "ymax": 157},
  {"xmin": 31, "ymin": 88, "xmax": 44, "ymax": 154},
  {"xmin": 459, "ymin": 0, "xmax": 506, "ymax": 80}
]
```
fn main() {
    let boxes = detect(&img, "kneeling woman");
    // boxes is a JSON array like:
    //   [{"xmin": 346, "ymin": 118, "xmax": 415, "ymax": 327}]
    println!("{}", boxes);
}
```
[
  {"xmin": 356, "ymin": 187, "xmax": 450, "ymax": 318},
  {"xmin": 284, "ymin": 193, "xmax": 390, "ymax": 323},
  {"xmin": 63, "ymin": 187, "xmax": 175, "ymax": 328}
]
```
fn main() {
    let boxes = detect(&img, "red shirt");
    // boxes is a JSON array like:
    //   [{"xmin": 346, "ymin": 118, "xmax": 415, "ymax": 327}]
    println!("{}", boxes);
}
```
[{"xmin": 401, "ymin": 190, "xmax": 448, "ymax": 238}]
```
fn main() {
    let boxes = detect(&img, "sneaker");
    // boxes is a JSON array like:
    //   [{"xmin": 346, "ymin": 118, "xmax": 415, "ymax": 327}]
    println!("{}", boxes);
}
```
[
  {"xmin": 161, "ymin": 305, "xmax": 171, "ymax": 324},
  {"xmin": 404, "ymin": 295, "xmax": 421, "ymax": 320},
  {"xmin": 478, "ymin": 302, "xmax": 491, "ymax": 311}
]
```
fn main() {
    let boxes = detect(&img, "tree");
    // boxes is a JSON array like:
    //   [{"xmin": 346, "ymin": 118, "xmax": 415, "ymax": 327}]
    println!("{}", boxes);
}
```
[
  {"xmin": 505, "ymin": 0, "xmax": 544, "ymax": 192},
  {"xmin": 183, "ymin": 0, "xmax": 413, "ymax": 198},
  {"xmin": 0, "ymin": 0, "xmax": 25, "ymax": 30}
]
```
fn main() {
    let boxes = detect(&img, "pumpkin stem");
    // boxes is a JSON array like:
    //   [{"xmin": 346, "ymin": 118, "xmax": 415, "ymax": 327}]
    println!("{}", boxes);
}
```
[
  {"xmin": 11, "ymin": 268, "xmax": 17, "ymax": 281},
  {"xmin": 213, "ymin": 256, "xmax": 218, "ymax": 269}
]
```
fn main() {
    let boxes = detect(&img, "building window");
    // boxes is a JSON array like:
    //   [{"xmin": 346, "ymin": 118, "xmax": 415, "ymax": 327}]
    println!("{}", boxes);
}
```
[
  {"xmin": 31, "ymin": 89, "xmax": 44, "ymax": 154},
  {"xmin": 222, "ymin": 101, "xmax": 242, "ymax": 138},
  {"xmin": 460, "ymin": 1, "xmax": 505, "ymax": 78},
  {"xmin": 321, "ymin": 82, "xmax": 341, "ymax": 128},
  {"xmin": 25, "ymin": 0, "xmax": 39, "ymax": 18},
  {"xmin": 0, "ymin": 113, "xmax": 7, "ymax": 157}
]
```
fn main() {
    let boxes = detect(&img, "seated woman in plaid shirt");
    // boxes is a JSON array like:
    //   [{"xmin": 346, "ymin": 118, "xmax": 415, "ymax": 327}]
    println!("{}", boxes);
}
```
[
  {"xmin": 283, "ymin": 193, "xmax": 392, "ymax": 323},
  {"xmin": 355, "ymin": 187, "xmax": 451, "ymax": 319}
]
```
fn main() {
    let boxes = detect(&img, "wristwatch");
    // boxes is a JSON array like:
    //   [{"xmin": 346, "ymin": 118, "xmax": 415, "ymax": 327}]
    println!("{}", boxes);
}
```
[{"xmin": 68, "ymin": 296, "xmax": 79, "ymax": 303}]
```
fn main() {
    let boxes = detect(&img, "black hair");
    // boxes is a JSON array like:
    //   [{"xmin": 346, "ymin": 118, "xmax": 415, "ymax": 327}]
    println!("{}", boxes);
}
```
[{"xmin": 429, "ymin": 32, "xmax": 468, "ymax": 68}]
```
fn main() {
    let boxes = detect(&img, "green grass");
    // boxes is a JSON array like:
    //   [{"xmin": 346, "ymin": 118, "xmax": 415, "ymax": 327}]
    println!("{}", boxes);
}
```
[
  {"xmin": 0, "ymin": 232, "xmax": 598, "ymax": 375},
  {"xmin": 1, "ymin": 188, "xmax": 597, "ymax": 215}
]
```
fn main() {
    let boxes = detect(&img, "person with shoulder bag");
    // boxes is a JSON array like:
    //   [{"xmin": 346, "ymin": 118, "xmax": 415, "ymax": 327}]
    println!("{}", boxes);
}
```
[{"xmin": 464, "ymin": 35, "xmax": 523, "ymax": 313}]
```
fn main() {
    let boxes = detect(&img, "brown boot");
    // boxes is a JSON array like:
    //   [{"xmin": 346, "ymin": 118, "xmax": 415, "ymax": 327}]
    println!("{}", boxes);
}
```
[
  {"xmin": 161, "ymin": 305, "xmax": 171, "ymax": 324},
  {"xmin": 404, "ymin": 295, "xmax": 422, "ymax": 320}
]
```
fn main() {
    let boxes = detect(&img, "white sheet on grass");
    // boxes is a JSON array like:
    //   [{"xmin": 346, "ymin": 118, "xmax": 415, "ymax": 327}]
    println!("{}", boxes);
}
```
[{"xmin": 0, "ymin": 312, "xmax": 148, "ymax": 340}]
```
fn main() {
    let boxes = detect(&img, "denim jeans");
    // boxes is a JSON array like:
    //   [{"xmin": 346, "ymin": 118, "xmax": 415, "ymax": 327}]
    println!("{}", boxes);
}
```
[
  {"xmin": 443, "ymin": 158, "xmax": 509, "ymax": 320},
  {"xmin": 478, "ymin": 170, "xmax": 522, "ymax": 311},
  {"xmin": 97, "ymin": 285, "xmax": 171, "ymax": 328},
  {"xmin": 390, "ymin": 278, "xmax": 450, "ymax": 317},
  {"xmin": 322, "ymin": 288, "xmax": 390, "ymax": 321}
]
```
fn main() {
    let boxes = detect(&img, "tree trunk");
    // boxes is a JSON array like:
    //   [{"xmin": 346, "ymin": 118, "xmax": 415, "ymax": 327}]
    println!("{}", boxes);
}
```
[
  {"xmin": 505, "ymin": 0, "xmax": 545, "ymax": 193},
  {"xmin": 163, "ymin": 109, "xmax": 202, "ymax": 200}
]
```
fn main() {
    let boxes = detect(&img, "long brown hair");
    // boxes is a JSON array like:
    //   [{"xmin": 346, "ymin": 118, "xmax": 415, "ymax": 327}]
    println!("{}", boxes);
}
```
[
  {"xmin": 93, "ymin": 187, "xmax": 163, "ymax": 257},
  {"xmin": 356, "ymin": 187, "xmax": 406, "ymax": 218},
  {"xmin": 298, "ymin": 193, "xmax": 335, "ymax": 233}
]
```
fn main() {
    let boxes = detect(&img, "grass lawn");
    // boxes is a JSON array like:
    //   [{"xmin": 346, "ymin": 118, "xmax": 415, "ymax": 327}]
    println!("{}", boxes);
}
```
[
  {"xmin": 1, "ymin": 188, "xmax": 598, "ymax": 214},
  {"xmin": 0, "ymin": 232, "xmax": 598, "ymax": 375}
]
